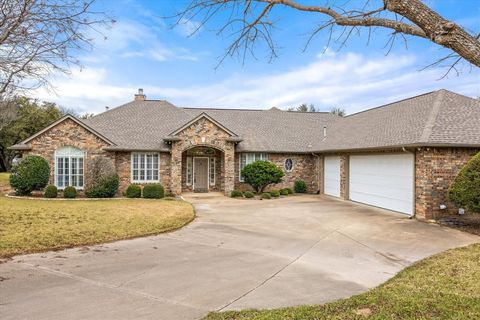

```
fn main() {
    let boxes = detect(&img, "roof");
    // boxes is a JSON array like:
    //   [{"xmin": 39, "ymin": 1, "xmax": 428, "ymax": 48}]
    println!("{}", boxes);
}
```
[
  {"xmin": 23, "ymin": 89, "xmax": 480, "ymax": 153},
  {"xmin": 317, "ymin": 89, "xmax": 480, "ymax": 152}
]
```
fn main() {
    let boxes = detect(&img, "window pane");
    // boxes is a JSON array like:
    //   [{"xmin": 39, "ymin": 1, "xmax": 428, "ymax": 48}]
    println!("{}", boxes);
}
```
[
  {"xmin": 64, "ymin": 158, "xmax": 69, "ymax": 175},
  {"xmin": 79, "ymin": 176, "xmax": 84, "ymax": 187},
  {"xmin": 186, "ymin": 157, "xmax": 193, "ymax": 185}
]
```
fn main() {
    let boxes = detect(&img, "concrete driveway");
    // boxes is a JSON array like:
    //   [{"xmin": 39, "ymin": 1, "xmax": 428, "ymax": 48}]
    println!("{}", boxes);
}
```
[{"xmin": 1, "ymin": 195, "xmax": 478, "ymax": 320}]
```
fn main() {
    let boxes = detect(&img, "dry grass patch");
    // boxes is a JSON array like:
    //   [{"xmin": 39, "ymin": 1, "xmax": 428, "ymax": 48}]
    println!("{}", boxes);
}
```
[
  {"xmin": 205, "ymin": 244, "xmax": 480, "ymax": 320},
  {"xmin": 0, "ymin": 197, "xmax": 194, "ymax": 258}
]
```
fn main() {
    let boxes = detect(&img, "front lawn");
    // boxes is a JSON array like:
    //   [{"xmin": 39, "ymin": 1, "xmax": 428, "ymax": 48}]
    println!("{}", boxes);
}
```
[
  {"xmin": 205, "ymin": 244, "xmax": 480, "ymax": 320},
  {"xmin": 0, "ymin": 196, "xmax": 194, "ymax": 258},
  {"xmin": 0, "ymin": 172, "xmax": 9, "ymax": 184}
]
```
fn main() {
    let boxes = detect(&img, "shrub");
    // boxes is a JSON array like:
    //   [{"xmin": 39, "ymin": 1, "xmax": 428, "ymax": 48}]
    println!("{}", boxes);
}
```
[
  {"xmin": 87, "ymin": 156, "xmax": 116, "ymax": 187},
  {"xmin": 241, "ymin": 160, "xmax": 284, "ymax": 193},
  {"xmin": 44, "ymin": 185, "xmax": 58, "ymax": 198},
  {"xmin": 63, "ymin": 186, "xmax": 77, "ymax": 198},
  {"xmin": 261, "ymin": 192, "xmax": 271, "ymax": 199},
  {"xmin": 85, "ymin": 174, "xmax": 119, "ymax": 198},
  {"xmin": 294, "ymin": 180, "xmax": 307, "ymax": 193},
  {"xmin": 280, "ymin": 188, "xmax": 289, "ymax": 196},
  {"xmin": 230, "ymin": 189, "xmax": 243, "ymax": 198},
  {"xmin": 126, "ymin": 184, "xmax": 142, "ymax": 198},
  {"xmin": 143, "ymin": 184, "xmax": 164, "ymax": 199},
  {"xmin": 286, "ymin": 188, "xmax": 294, "ymax": 194},
  {"xmin": 244, "ymin": 191, "xmax": 254, "ymax": 198},
  {"xmin": 165, "ymin": 191, "xmax": 176, "ymax": 198},
  {"xmin": 9, "ymin": 155, "xmax": 50, "ymax": 195},
  {"xmin": 448, "ymin": 152, "xmax": 480, "ymax": 212},
  {"xmin": 270, "ymin": 189, "xmax": 280, "ymax": 197}
]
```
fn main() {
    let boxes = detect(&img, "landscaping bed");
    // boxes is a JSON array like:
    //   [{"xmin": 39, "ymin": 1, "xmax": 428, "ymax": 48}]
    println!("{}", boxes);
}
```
[
  {"xmin": 437, "ymin": 215, "xmax": 480, "ymax": 236},
  {"xmin": 204, "ymin": 243, "xmax": 480, "ymax": 320}
]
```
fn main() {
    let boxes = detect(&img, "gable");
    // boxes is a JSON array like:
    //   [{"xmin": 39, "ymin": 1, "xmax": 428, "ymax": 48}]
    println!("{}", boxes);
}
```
[{"xmin": 170, "ymin": 113, "xmax": 237, "ymax": 137}]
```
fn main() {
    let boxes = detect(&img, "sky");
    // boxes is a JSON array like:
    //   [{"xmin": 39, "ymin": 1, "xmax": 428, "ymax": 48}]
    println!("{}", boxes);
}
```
[{"xmin": 33, "ymin": 0, "xmax": 480, "ymax": 115}]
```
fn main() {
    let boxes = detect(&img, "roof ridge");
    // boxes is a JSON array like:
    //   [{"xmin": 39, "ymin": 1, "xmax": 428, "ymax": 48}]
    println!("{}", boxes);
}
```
[
  {"xmin": 419, "ymin": 90, "xmax": 445, "ymax": 143},
  {"xmin": 345, "ymin": 90, "xmax": 440, "ymax": 118}
]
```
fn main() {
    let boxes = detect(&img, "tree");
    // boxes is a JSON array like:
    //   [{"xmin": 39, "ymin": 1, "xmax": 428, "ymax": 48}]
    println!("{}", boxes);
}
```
[
  {"xmin": 330, "ymin": 107, "xmax": 346, "ymax": 117},
  {"xmin": 0, "ymin": 0, "xmax": 112, "ymax": 98},
  {"xmin": 0, "ymin": 97, "xmax": 62, "ymax": 171},
  {"xmin": 177, "ymin": 0, "xmax": 480, "ymax": 74},
  {"xmin": 241, "ymin": 160, "xmax": 284, "ymax": 193},
  {"xmin": 308, "ymin": 104, "xmax": 316, "ymax": 112},
  {"xmin": 288, "ymin": 103, "xmax": 316, "ymax": 112}
]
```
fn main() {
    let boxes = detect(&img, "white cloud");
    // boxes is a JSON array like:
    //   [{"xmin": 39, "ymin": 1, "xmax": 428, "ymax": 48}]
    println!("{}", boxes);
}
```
[{"xmin": 34, "ymin": 52, "xmax": 480, "ymax": 115}]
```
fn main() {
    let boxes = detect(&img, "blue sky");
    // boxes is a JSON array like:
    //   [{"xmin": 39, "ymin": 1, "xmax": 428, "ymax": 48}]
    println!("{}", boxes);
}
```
[{"xmin": 35, "ymin": 0, "xmax": 480, "ymax": 115}]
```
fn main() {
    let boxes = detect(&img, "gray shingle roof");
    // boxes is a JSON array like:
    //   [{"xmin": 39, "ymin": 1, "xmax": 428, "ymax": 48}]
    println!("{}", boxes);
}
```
[{"xmin": 82, "ymin": 89, "xmax": 480, "ymax": 153}]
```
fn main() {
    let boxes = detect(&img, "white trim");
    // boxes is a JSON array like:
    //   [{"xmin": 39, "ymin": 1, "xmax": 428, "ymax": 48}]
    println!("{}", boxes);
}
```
[
  {"xmin": 130, "ymin": 152, "xmax": 160, "ymax": 184},
  {"xmin": 186, "ymin": 156, "xmax": 193, "ymax": 186},
  {"xmin": 209, "ymin": 157, "xmax": 216, "ymax": 186},
  {"xmin": 54, "ymin": 146, "xmax": 85, "ymax": 190},
  {"xmin": 193, "ymin": 157, "xmax": 209, "ymax": 191}
]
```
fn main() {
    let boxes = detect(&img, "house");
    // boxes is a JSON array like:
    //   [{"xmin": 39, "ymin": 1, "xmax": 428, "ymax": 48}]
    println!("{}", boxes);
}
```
[{"xmin": 11, "ymin": 89, "xmax": 480, "ymax": 220}]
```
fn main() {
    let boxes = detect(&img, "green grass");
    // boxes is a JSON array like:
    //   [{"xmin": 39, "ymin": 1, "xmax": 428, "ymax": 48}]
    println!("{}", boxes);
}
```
[
  {"xmin": 0, "ymin": 196, "xmax": 194, "ymax": 258},
  {"xmin": 205, "ymin": 244, "xmax": 480, "ymax": 320},
  {"xmin": 0, "ymin": 172, "xmax": 9, "ymax": 184}
]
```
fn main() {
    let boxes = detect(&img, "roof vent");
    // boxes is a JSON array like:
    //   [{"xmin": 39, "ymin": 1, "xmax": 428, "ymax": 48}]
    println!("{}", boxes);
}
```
[
  {"xmin": 134, "ymin": 88, "xmax": 146, "ymax": 101},
  {"xmin": 323, "ymin": 126, "xmax": 327, "ymax": 139}
]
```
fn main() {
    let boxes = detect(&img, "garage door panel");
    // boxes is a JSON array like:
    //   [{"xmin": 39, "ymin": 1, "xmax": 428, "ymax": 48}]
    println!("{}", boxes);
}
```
[
  {"xmin": 349, "ymin": 154, "xmax": 414, "ymax": 215},
  {"xmin": 324, "ymin": 156, "xmax": 341, "ymax": 197}
]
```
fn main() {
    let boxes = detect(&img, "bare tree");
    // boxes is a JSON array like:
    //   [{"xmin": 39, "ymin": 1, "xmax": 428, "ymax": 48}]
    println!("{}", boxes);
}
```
[
  {"xmin": 0, "ymin": 0, "xmax": 112, "ymax": 98},
  {"xmin": 0, "ymin": 99, "xmax": 19, "ymax": 130},
  {"xmin": 330, "ymin": 107, "xmax": 346, "ymax": 117},
  {"xmin": 176, "ymin": 0, "xmax": 480, "ymax": 74}
]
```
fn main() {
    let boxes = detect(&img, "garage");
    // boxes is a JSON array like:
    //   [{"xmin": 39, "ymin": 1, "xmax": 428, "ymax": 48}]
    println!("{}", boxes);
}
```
[
  {"xmin": 349, "ymin": 153, "xmax": 414, "ymax": 215},
  {"xmin": 324, "ymin": 156, "xmax": 341, "ymax": 197}
]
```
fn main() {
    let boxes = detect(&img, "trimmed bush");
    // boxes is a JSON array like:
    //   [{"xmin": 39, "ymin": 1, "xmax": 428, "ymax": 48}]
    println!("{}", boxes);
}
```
[
  {"xmin": 63, "ymin": 186, "xmax": 77, "ymax": 198},
  {"xmin": 286, "ymin": 188, "xmax": 294, "ymax": 195},
  {"xmin": 261, "ymin": 192, "xmax": 271, "ymax": 199},
  {"xmin": 448, "ymin": 152, "xmax": 480, "ymax": 212},
  {"xmin": 85, "ymin": 174, "xmax": 119, "ymax": 198},
  {"xmin": 280, "ymin": 188, "xmax": 289, "ymax": 196},
  {"xmin": 9, "ymin": 155, "xmax": 50, "ymax": 195},
  {"xmin": 294, "ymin": 180, "xmax": 307, "ymax": 193},
  {"xmin": 241, "ymin": 160, "xmax": 284, "ymax": 193},
  {"xmin": 143, "ymin": 184, "xmax": 164, "ymax": 199},
  {"xmin": 244, "ymin": 191, "xmax": 254, "ymax": 198},
  {"xmin": 165, "ymin": 191, "xmax": 176, "ymax": 198},
  {"xmin": 270, "ymin": 189, "xmax": 280, "ymax": 198},
  {"xmin": 230, "ymin": 189, "xmax": 243, "ymax": 198},
  {"xmin": 126, "ymin": 184, "xmax": 142, "ymax": 198},
  {"xmin": 44, "ymin": 185, "xmax": 58, "ymax": 198}
]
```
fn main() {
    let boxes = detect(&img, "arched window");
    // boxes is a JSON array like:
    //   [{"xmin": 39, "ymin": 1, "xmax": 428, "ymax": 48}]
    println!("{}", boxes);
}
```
[{"xmin": 55, "ymin": 146, "xmax": 84, "ymax": 189}]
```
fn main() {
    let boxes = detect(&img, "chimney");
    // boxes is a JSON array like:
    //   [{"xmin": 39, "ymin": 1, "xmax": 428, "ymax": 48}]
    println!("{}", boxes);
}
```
[{"xmin": 134, "ymin": 88, "xmax": 146, "ymax": 101}]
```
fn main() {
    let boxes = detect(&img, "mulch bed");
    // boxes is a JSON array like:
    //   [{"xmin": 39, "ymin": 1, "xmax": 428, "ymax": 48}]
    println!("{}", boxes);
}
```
[{"xmin": 437, "ymin": 215, "xmax": 480, "ymax": 236}]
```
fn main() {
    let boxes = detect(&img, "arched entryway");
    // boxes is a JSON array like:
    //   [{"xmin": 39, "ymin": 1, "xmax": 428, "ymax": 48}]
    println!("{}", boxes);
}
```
[{"xmin": 182, "ymin": 146, "xmax": 224, "ymax": 193}]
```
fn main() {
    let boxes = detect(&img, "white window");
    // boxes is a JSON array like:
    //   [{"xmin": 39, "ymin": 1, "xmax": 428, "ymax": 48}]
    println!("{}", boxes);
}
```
[
  {"xmin": 209, "ymin": 157, "xmax": 215, "ymax": 185},
  {"xmin": 239, "ymin": 153, "xmax": 268, "ymax": 182},
  {"xmin": 284, "ymin": 158, "xmax": 294, "ymax": 172},
  {"xmin": 186, "ymin": 157, "xmax": 193, "ymax": 186},
  {"xmin": 131, "ymin": 153, "xmax": 159, "ymax": 183},
  {"xmin": 55, "ymin": 146, "xmax": 84, "ymax": 189}
]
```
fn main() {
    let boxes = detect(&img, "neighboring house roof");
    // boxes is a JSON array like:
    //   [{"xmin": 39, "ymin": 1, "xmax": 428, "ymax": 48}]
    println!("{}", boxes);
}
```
[{"xmin": 16, "ymin": 89, "xmax": 480, "ymax": 153}]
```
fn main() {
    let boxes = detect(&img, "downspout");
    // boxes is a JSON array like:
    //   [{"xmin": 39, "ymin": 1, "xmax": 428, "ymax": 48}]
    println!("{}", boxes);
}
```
[{"xmin": 402, "ymin": 147, "xmax": 416, "ymax": 219}]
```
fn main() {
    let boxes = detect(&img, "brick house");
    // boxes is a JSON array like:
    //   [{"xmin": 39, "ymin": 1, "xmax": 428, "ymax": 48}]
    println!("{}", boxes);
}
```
[{"xmin": 11, "ymin": 89, "xmax": 480, "ymax": 220}]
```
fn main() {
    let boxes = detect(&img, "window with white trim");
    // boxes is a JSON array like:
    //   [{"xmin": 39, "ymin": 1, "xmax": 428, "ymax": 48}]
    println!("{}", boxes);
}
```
[
  {"xmin": 186, "ymin": 157, "xmax": 193, "ymax": 186},
  {"xmin": 239, "ymin": 153, "xmax": 268, "ymax": 182},
  {"xmin": 55, "ymin": 146, "xmax": 84, "ymax": 189},
  {"xmin": 209, "ymin": 157, "xmax": 215, "ymax": 185},
  {"xmin": 131, "ymin": 153, "xmax": 159, "ymax": 183}
]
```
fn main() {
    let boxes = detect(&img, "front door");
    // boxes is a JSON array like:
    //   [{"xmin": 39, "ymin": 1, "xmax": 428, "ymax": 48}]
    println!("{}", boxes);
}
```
[{"xmin": 194, "ymin": 158, "xmax": 209, "ymax": 192}]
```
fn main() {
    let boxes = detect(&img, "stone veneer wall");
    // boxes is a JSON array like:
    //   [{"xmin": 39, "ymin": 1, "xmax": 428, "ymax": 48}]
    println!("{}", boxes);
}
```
[
  {"xmin": 25, "ymin": 118, "xmax": 112, "ymax": 191},
  {"xmin": 181, "ymin": 153, "xmax": 223, "ymax": 192},
  {"xmin": 115, "ymin": 152, "xmax": 171, "ymax": 194},
  {"xmin": 415, "ymin": 147, "xmax": 479, "ymax": 220},
  {"xmin": 234, "ymin": 153, "xmax": 318, "ymax": 193},
  {"xmin": 170, "ymin": 117, "xmax": 235, "ymax": 195}
]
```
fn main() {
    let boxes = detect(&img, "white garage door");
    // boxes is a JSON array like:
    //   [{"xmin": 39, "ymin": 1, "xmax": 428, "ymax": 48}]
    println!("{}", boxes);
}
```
[
  {"xmin": 324, "ymin": 156, "xmax": 341, "ymax": 197},
  {"xmin": 349, "ymin": 154, "xmax": 414, "ymax": 215}
]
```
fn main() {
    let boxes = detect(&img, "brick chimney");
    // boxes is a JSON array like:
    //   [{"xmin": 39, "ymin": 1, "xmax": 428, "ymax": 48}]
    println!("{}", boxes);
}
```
[{"xmin": 134, "ymin": 88, "xmax": 146, "ymax": 101}]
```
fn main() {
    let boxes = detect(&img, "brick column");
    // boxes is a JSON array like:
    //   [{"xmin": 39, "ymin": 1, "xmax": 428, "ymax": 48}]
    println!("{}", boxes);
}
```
[
  {"xmin": 223, "ymin": 142, "xmax": 235, "ymax": 195},
  {"xmin": 340, "ymin": 154, "xmax": 349, "ymax": 200},
  {"xmin": 170, "ymin": 143, "xmax": 182, "ymax": 195}
]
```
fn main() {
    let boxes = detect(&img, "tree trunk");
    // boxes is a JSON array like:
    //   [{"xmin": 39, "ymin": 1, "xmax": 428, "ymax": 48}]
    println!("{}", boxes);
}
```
[{"xmin": 385, "ymin": 0, "xmax": 480, "ymax": 67}]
